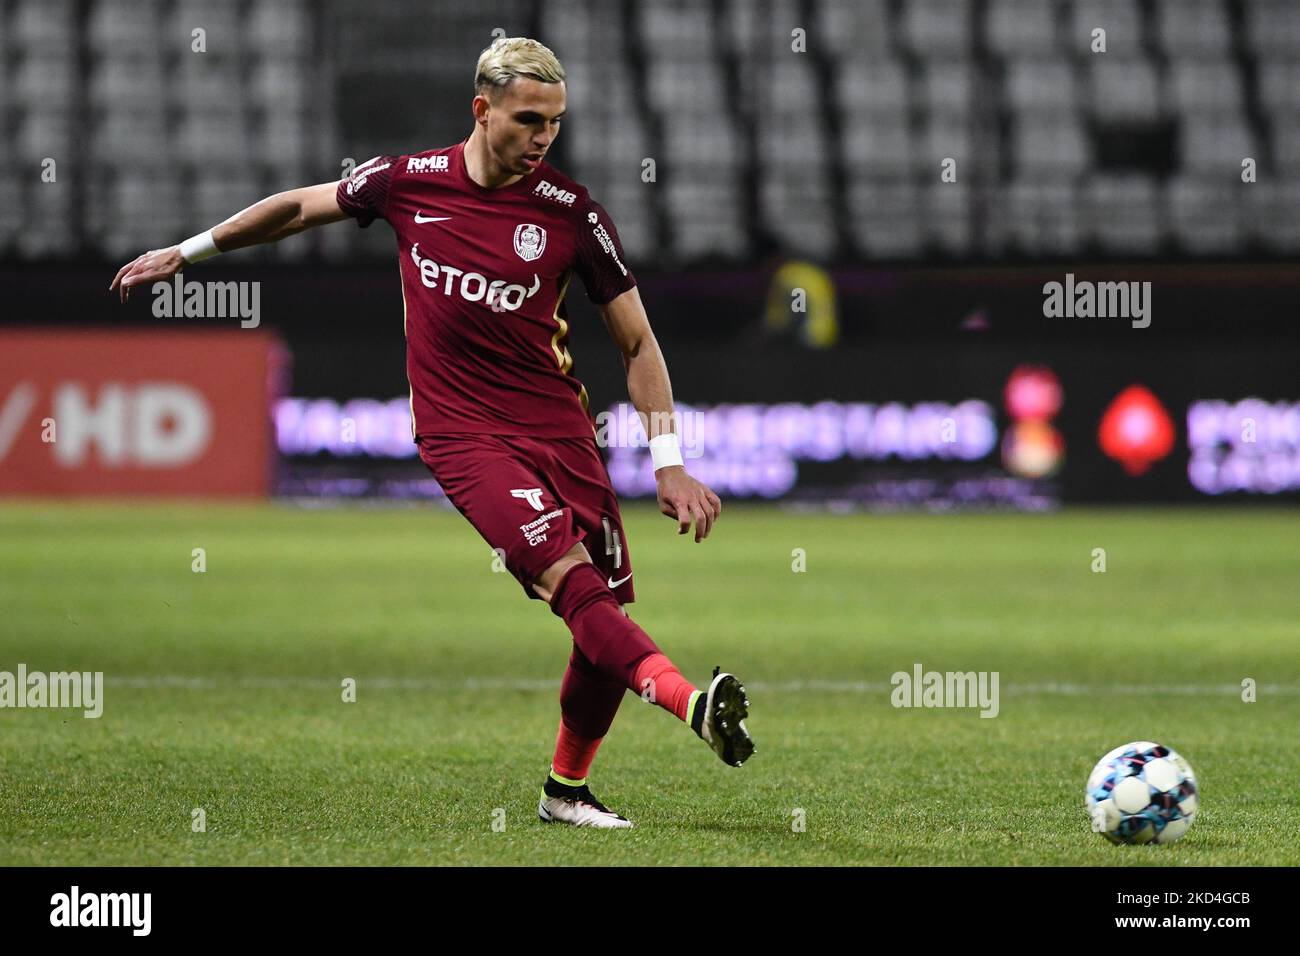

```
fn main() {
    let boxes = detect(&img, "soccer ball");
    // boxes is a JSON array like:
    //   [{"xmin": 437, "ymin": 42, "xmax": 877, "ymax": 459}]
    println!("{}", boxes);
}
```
[{"xmin": 1085, "ymin": 741, "xmax": 1198, "ymax": 844}]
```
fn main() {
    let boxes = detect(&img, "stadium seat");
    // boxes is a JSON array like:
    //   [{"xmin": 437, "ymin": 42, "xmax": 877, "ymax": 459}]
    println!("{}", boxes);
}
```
[
  {"xmin": 835, "ymin": 60, "xmax": 911, "ymax": 116},
  {"xmin": 1179, "ymin": 115, "xmax": 1258, "ymax": 175},
  {"xmin": 1153, "ymin": 0, "xmax": 1232, "ymax": 57},
  {"xmin": 645, "ymin": 60, "xmax": 725, "ymax": 116},
  {"xmin": 559, "ymin": 57, "xmax": 636, "ymax": 116},
  {"xmin": 13, "ymin": 55, "xmax": 77, "ymax": 114},
  {"xmin": 0, "ymin": 178, "xmax": 22, "ymax": 254},
  {"xmin": 1069, "ymin": 0, "xmax": 1144, "ymax": 56},
  {"xmin": 172, "ymin": 60, "xmax": 247, "ymax": 113},
  {"xmin": 568, "ymin": 84, "xmax": 649, "ymax": 169},
  {"xmin": 813, "ymin": 0, "xmax": 891, "ymax": 60},
  {"xmin": 919, "ymin": 61, "xmax": 975, "ymax": 117},
  {"xmin": 922, "ymin": 183, "xmax": 974, "ymax": 254},
  {"xmin": 1087, "ymin": 59, "xmax": 1164, "ymax": 122},
  {"xmin": 248, "ymin": 0, "xmax": 311, "ymax": 57},
  {"xmin": 17, "ymin": 113, "xmax": 73, "ymax": 163},
  {"xmin": 724, "ymin": 0, "xmax": 797, "ymax": 58},
  {"xmin": 1245, "ymin": 181, "xmax": 1300, "ymax": 250},
  {"xmin": 1166, "ymin": 176, "xmax": 1243, "ymax": 253},
  {"xmin": 175, "ymin": 114, "xmax": 251, "ymax": 165},
  {"xmin": 995, "ymin": 182, "xmax": 1082, "ymax": 254},
  {"xmin": 255, "ymin": 115, "xmax": 311, "ymax": 167},
  {"xmin": 11, "ymin": 0, "xmax": 75, "ymax": 53},
  {"xmin": 193, "ymin": 177, "xmax": 262, "ymax": 233},
  {"xmin": 1012, "ymin": 117, "xmax": 1090, "ymax": 178},
  {"xmin": 1257, "ymin": 62, "xmax": 1300, "ymax": 115},
  {"xmin": 916, "ymin": 116, "xmax": 973, "ymax": 178},
  {"xmin": 663, "ymin": 116, "xmax": 742, "ymax": 168},
  {"xmin": 767, "ymin": 58, "xmax": 823, "ymax": 115},
  {"xmin": 840, "ymin": 118, "xmax": 914, "ymax": 178},
  {"xmin": 88, "ymin": 55, "xmax": 168, "ymax": 112},
  {"xmin": 666, "ymin": 181, "xmax": 748, "ymax": 259},
  {"xmin": 761, "ymin": 177, "xmax": 836, "ymax": 259},
  {"xmin": 638, "ymin": 0, "xmax": 714, "ymax": 58},
  {"xmin": 90, "ymin": 114, "xmax": 170, "ymax": 164},
  {"xmin": 1271, "ymin": 119, "xmax": 1300, "ymax": 174},
  {"xmin": 249, "ymin": 59, "xmax": 310, "ymax": 114},
  {"xmin": 1004, "ymin": 61, "xmax": 1078, "ymax": 115},
  {"xmin": 87, "ymin": 0, "xmax": 163, "ymax": 54},
  {"xmin": 19, "ymin": 183, "xmax": 75, "ymax": 258},
  {"xmin": 106, "ymin": 175, "xmax": 187, "ymax": 248},
  {"xmin": 1167, "ymin": 60, "xmax": 1243, "ymax": 115},
  {"xmin": 168, "ymin": 0, "xmax": 244, "ymax": 54},
  {"xmin": 986, "ymin": 0, "xmax": 1059, "ymax": 57},
  {"xmin": 848, "ymin": 181, "xmax": 923, "ymax": 258},
  {"xmin": 763, "ymin": 116, "xmax": 830, "ymax": 170},
  {"xmin": 1085, "ymin": 175, "xmax": 1164, "ymax": 252},
  {"xmin": 899, "ymin": 0, "xmax": 972, "ymax": 58},
  {"xmin": 1244, "ymin": 0, "xmax": 1300, "ymax": 57}
]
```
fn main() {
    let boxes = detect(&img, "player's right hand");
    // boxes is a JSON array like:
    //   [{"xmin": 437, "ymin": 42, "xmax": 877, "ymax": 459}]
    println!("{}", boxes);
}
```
[{"xmin": 110, "ymin": 246, "xmax": 186, "ymax": 302}]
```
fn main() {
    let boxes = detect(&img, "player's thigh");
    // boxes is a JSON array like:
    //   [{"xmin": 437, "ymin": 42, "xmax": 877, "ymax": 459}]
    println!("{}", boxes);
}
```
[
  {"xmin": 418, "ymin": 434, "xmax": 584, "ymax": 595},
  {"xmin": 542, "ymin": 437, "xmax": 636, "ymax": 604}
]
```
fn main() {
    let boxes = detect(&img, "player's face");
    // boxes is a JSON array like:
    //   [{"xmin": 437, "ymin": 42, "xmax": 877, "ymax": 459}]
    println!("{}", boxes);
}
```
[{"xmin": 485, "ymin": 78, "xmax": 566, "ymax": 174}]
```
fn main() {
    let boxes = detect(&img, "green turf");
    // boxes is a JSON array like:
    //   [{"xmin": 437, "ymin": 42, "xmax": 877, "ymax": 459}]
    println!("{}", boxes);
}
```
[{"xmin": 1, "ymin": 502, "xmax": 1297, "ymax": 865}]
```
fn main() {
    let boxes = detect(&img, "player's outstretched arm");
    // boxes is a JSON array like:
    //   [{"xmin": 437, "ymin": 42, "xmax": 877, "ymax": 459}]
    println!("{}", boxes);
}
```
[
  {"xmin": 109, "ymin": 181, "xmax": 349, "ymax": 302},
  {"xmin": 597, "ymin": 286, "xmax": 722, "ymax": 543}
]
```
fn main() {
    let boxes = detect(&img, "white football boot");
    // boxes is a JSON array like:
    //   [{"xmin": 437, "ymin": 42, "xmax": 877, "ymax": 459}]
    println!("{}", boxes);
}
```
[{"xmin": 537, "ymin": 781, "xmax": 634, "ymax": 829}]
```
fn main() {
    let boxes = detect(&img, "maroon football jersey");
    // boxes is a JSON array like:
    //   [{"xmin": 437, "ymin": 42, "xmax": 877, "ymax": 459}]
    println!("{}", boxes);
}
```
[{"xmin": 335, "ymin": 140, "xmax": 637, "ymax": 439}]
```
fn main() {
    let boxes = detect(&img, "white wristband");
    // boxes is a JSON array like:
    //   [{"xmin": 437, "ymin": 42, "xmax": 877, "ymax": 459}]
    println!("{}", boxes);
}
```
[
  {"xmin": 179, "ymin": 229, "xmax": 220, "ymax": 264},
  {"xmin": 649, "ymin": 432, "xmax": 684, "ymax": 472}
]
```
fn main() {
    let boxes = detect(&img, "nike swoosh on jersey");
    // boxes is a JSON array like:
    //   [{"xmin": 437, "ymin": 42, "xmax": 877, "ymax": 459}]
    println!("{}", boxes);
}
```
[
  {"xmin": 607, "ymin": 572, "xmax": 633, "ymax": 589},
  {"xmin": 414, "ymin": 213, "xmax": 452, "ymax": 223}
]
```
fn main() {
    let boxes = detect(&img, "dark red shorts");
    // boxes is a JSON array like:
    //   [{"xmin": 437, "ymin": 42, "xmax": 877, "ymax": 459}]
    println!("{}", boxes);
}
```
[{"xmin": 418, "ymin": 433, "xmax": 635, "ymax": 603}]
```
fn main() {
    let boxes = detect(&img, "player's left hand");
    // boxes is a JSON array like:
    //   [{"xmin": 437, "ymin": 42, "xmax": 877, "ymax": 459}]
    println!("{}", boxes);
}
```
[{"xmin": 656, "ymin": 466, "xmax": 722, "ymax": 542}]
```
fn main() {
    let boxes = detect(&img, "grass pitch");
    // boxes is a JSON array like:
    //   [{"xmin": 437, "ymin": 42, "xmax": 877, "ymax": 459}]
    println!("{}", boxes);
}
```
[{"xmin": 1, "ymin": 502, "xmax": 1297, "ymax": 866}]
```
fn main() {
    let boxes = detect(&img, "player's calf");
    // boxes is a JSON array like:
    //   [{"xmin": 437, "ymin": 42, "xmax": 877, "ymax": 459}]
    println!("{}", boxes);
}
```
[{"xmin": 547, "ymin": 562, "xmax": 659, "ymax": 690}]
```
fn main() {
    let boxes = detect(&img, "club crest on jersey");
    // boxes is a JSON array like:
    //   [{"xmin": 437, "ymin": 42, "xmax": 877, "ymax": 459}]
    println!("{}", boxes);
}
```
[{"xmin": 513, "ymin": 223, "xmax": 547, "ymax": 262}]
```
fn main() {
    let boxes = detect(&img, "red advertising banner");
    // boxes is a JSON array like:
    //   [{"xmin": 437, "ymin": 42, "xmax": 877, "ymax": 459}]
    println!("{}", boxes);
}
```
[{"xmin": 0, "ymin": 329, "xmax": 283, "ymax": 497}]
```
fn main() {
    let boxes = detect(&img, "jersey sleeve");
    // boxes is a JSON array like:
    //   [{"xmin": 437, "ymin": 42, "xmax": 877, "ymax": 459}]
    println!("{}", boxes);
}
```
[
  {"xmin": 336, "ymin": 155, "xmax": 400, "ymax": 228},
  {"xmin": 573, "ymin": 196, "xmax": 638, "ymax": 305}
]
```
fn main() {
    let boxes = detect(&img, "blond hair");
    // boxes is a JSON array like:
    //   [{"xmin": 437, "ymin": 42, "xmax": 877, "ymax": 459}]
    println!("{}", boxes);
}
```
[{"xmin": 474, "ymin": 36, "xmax": 566, "ymax": 100}]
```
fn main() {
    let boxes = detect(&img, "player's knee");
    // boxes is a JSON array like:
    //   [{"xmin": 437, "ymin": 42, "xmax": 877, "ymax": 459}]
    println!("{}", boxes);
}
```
[
  {"xmin": 543, "ymin": 543, "xmax": 590, "ymax": 581},
  {"xmin": 533, "ymin": 544, "xmax": 591, "ymax": 602}
]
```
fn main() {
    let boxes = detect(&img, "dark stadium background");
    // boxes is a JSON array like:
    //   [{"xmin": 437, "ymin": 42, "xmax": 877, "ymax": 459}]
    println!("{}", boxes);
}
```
[{"xmin": 3, "ymin": 0, "xmax": 1297, "ymax": 507}]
